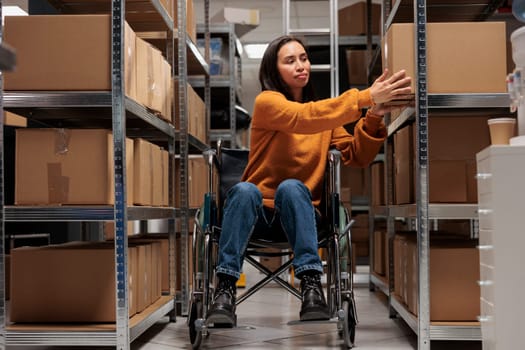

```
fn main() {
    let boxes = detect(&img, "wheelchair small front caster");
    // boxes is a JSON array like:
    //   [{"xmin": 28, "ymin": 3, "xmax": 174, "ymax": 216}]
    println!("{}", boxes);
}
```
[
  {"xmin": 188, "ymin": 300, "xmax": 204, "ymax": 349},
  {"xmin": 338, "ymin": 300, "xmax": 356, "ymax": 348}
]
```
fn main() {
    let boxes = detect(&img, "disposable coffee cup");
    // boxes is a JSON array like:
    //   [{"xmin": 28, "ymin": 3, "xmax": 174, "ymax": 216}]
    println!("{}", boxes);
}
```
[{"xmin": 487, "ymin": 118, "xmax": 516, "ymax": 145}]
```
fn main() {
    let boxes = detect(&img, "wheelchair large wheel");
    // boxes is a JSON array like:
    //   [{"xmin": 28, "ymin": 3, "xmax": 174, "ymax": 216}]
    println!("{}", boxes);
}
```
[
  {"xmin": 341, "ymin": 299, "xmax": 356, "ymax": 348},
  {"xmin": 188, "ymin": 299, "xmax": 203, "ymax": 349}
]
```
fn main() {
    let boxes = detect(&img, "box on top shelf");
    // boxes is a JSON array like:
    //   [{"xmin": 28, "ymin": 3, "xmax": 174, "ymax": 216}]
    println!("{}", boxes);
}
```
[
  {"xmin": 338, "ymin": 2, "xmax": 381, "ymax": 36},
  {"xmin": 15, "ymin": 128, "xmax": 134, "ymax": 205},
  {"xmin": 135, "ymin": 37, "xmax": 173, "ymax": 121},
  {"xmin": 382, "ymin": 22, "xmax": 507, "ymax": 93},
  {"xmin": 4, "ymin": 15, "xmax": 135, "ymax": 94},
  {"xmin": 211, "ymin": 7, "xmax": 260, "ymax": 38},
  {"xmin": 4, "ymin": 15, "xmax": 173, "ymax": 122}
]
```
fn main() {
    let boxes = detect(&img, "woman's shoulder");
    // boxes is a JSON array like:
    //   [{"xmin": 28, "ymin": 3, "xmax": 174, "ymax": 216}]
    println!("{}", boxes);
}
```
[{"xmin": 255, "ymin": 90, "xmax": 286, "ymax": 104}]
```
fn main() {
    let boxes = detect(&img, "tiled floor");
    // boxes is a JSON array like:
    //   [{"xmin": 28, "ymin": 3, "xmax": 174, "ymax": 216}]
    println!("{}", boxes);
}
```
[{"xmin": 9, "ymin": 268, "xmax": 482, "ymax": 350}]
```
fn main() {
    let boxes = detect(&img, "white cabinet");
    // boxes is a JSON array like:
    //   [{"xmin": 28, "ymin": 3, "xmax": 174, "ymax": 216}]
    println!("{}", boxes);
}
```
[{"xmin": 476, "ymin": 145, "xmax": 525, "ymax": 350}]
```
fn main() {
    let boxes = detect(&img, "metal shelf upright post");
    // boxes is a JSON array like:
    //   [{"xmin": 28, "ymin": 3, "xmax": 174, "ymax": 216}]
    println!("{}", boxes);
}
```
[
  {"xmin": 111, "ymin": 0, "xmax": 131, "ymax": 345},
  {"xmin": 412, "ymin": 1, "xmax": 430, "ymax": 347},
  {"xmin": 190, "ymin": 22, "xmax": 239, "ymax": 147},
  {"xmin": 177, "ymin": 0, "xmax": 211, "ymax": 316},
  {"xmin": 177, "ymin": 0, "xmax": 191, "ymax": 317}
]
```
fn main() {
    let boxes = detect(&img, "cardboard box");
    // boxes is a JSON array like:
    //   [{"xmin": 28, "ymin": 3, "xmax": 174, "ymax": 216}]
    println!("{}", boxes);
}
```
[
  {"xmin": 174, "ymin": 0, "xmax": 196, "ymax": 43},
  {"xmin": 174, "ymin": 155, "xmax": 209, "ymax": 208},
  {"xmin": 383, "ymin": 22, "xmax": 507, "ymax": 93},
  {"xmin": 15, "ymin": 129, "xmax": 134, "ymax": 205},
  {"xmin": 174, "ymin": 81, "xmax": 206, "ymax": 143},
  {"xmin": 151, "ymin": 145, "xmax": 165, "ymax": 206},
  {"xmin": 135, "ymin": 37, "xmax": 172, "ymax": 120},
  {"xmin": 4, "ymin": 15, "xmax": 136, "ymax": 98},
  {"xmin": 103, "ymin": 220, "xmax": 139, "ymax": 240},
  {"xmin": 134, "ymin": 138, "xmax": 154, "ymax": 206},
  {"xmin": 394, "ymin": 116, "xmax": 491, "ymax": 203},
  {"xmin": 346, "ymin": 49, "xmax": 382, "ymax": 86},
  {"xmin": 370, "ymin": 161, "xmax": 385, "ymax": 206},
  {"xmin": 373, "ymin": 230, "xmax": 386, "ymax": 276},
  {"xmin": 403, "ymin": 238, "xmax": 481, "ymax": 321},
  {"xmin": 135, "ymin": 234, "xmax": 170, "ymax": 293},
  {"xmin": 394, "ymin": 125, "xmax": 414, "ymax": 204},
  {"xmin": 211, "ymin": 7, "xmax": 260, "ymax": 38},
  {"xmin": 339, "ymin": 2, "xmax": 381, "ymax": 36},
  {"xmin": 134, "ymin": 140, "xmax": 169, "ymax": 207},
  {"xmin": 341, "ymin": 166, "xmax": 366, "ymax": 197},
  {"xmin": 4, "ymin": 111, "xmax": 27, "ymax": 128},
  {"xmin": 10, "ymin": 244, "xmax": 138, "ymax": 322}
]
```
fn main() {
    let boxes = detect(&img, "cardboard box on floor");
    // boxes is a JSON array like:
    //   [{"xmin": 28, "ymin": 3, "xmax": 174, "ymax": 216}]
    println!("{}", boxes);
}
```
[
  {"xmin": 15, "ymin": 129, "xmax": 134, "ymax": 205},
  {"xmin": 10, "ymin": 243, "xmax": 139, "ymax": 322},
  {"xmin": 383, "ymin": 22, "xmax": 507, "ymax": 94}
]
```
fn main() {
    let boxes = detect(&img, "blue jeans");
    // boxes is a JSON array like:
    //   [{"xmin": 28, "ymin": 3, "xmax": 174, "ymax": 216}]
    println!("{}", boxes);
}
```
[{"xmin": 216, "ymin": 179, "xmax": 323, "ymax": 280}]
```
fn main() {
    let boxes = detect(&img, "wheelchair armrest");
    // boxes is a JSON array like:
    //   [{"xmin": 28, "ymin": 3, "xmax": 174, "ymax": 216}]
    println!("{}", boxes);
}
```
[
  {"xmin": 202, "ymin": 148, "xmax": 220, "ymax": 195},
  {"xmin": 327, "ymin": 149, "xmax": 342, "ymax": 196}
]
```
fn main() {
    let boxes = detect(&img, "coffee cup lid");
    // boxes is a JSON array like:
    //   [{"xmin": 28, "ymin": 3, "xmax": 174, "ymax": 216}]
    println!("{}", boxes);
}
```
[{"xmin": 487, "ymin": 118, "xmax": 516, "ymax": 125}]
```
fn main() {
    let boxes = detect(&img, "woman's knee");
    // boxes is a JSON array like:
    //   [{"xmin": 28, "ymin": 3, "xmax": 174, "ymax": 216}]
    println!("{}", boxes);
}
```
[
  {"xmin": 275, "ymin": 179, "xmax": 311, "ymax": 206},
  {"xmin": 227, "ymin": 182, "xmax": 262, "ymax": 205}
]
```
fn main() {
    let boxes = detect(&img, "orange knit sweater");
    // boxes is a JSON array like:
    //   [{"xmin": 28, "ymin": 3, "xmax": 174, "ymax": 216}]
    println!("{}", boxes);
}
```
[{"xmin": 241, "ymin": 88, "xmax": 387, "ymax": 208}]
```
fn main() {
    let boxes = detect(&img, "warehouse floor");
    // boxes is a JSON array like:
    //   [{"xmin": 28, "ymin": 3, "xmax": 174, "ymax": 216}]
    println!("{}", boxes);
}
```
[
  {"xmin": 10, "ymin": 267, "xmax": 482, "ymax": 350},
  {"xmin": 131, "ymin": 267, "xmax": 482, "ymax": 350}
]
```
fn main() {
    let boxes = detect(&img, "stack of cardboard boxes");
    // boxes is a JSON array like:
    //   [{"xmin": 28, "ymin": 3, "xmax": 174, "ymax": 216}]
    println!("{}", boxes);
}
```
[
  {"xmin": 367, "ymin": 19, "xmax": 511, "ymax": 322},
  {"xmin": 4, "ymin": 0, "xmax": 207, "ymax": 325}
]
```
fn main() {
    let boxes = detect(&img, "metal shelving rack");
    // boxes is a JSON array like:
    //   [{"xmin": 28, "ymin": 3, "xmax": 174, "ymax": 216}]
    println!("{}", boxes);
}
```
[
  {"xmin": 369, "ymin": 1, "xmax": 512, "ymax": 349},
  {"xmin": 188, "ymin": 22, "xmax": 240, "ymax": 147},
  {"xmin": 177, "ymin": 0, "xmax": 211, "ymax": 317},
  {"xmin": 0, "ymin": 0, "xmax": 207, "ymax": 348}
]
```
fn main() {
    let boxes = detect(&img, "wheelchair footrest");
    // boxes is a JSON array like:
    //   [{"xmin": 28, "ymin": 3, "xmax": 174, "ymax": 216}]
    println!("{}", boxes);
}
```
[{"xmin": 287, "ymin": 318, "xmax": 339, "ymax": 326}]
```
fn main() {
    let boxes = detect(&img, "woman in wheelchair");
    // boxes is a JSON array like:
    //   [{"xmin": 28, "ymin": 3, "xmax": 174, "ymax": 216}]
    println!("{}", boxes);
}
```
[{"xmin": 207, "ymin": 35, "xmax": 412, "ymax": 325}]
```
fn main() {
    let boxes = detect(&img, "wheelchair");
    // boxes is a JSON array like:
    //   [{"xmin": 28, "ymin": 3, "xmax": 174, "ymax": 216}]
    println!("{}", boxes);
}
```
[{"xmin": 187, "ymin": 142, "xmax": 358, "ymax": 349}]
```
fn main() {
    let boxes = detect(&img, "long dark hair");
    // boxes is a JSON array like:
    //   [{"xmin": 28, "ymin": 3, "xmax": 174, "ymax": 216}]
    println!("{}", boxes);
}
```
[{"xmin": 259, "ymin": 35, "xmax": 316, "ymax": 103}]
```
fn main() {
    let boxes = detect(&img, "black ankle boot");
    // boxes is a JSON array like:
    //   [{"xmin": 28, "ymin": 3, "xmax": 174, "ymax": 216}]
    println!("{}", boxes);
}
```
[
  {"xmin": 299, "ymin": 273, "xmax": 330, "ymax": 321},
  {"xmin": 207, "ymin": 275, "xmax": 237, "ymax": 326}
]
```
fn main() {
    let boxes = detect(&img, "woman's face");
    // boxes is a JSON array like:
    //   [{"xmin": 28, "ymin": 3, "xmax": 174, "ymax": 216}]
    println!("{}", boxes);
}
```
[{"xmin": 277, "ymin": 40, "xmax": 310, "ymax": 101}]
